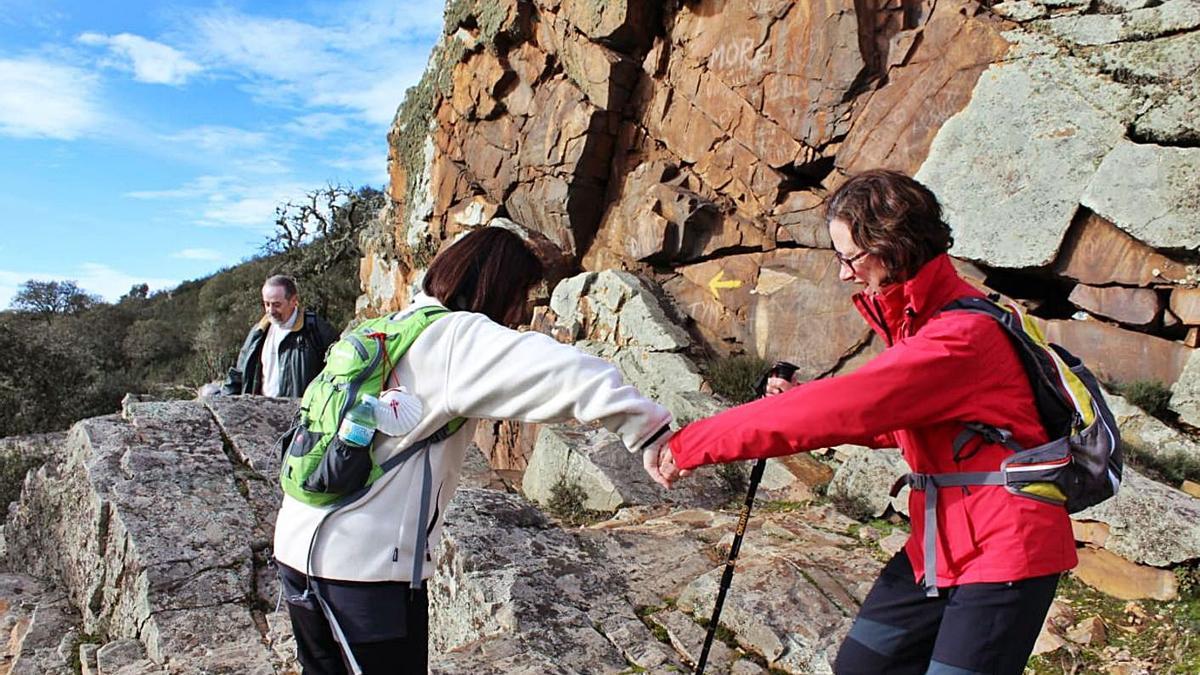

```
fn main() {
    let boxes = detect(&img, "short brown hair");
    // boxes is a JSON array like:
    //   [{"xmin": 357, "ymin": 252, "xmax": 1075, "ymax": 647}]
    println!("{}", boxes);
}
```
[
  {"xmin": 825, "ymin": 170, "xmax": 953, "ymax": 283},
  {"xmin": 422, "ymin": 227, "xmax": 544, "ymax": 326}
]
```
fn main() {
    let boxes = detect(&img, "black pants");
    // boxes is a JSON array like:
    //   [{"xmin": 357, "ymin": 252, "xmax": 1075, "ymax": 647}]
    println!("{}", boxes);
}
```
[
  {"xmin": 278, "ymin": 562, "xmax": 429, "ymax": 675},
  {"xmin": 835, "ymin": 552, "xmax": 1059, "ymax": 675}
]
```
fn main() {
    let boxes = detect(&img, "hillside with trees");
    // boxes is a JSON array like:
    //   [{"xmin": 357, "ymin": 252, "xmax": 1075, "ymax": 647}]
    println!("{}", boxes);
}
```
[{"xmin": 0, "ymin": 185, "xmax": 382, "ymax": 437}]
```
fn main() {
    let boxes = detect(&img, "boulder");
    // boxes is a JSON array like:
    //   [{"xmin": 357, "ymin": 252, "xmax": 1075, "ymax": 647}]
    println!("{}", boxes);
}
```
[
  {"xmin": 827, "ymin": 446, "xmax": 910, "ymax": 518},
  {"xmin": 0, "ymin": 574, "xmax": 67, "ymax": 675},
  {"xmin": 0, "ymin": 432, "xmax": 65, "ymax": 508},
  {"xmin": 1072, "ymin": 547, "xmax": 1178, "ymax": 602},
  {"xmin": 558, "ymin": 0, "xmax": 657, "ymax": 52},
  {"xmin": 1072, "ymin": 467, "xmax": 1200, "ymax": 567},
  {"xmin": 1068, "ymin": 285, "xmax": 1160, "ymax": 327},
  {"xmin": 837, "ymin": 0, "xmax": 1010, "ymax": 175},
  {"xmin": 759, "ymin": 454, "xmax": 835, "ymax": 504},
  {"xmin": 8, "ymin": 588, "xmax": 78, "ymax": 675},
  {"xmin": 1135, "ymin": 81, "xmax": 1200, "ymax": 145},
  {"xmin": 521, "ymin": 424, "xmax": 734, "ymax": 512},
  {"xmin": 1081, "ymin": 142, "xmax": 1200, "ymax": 253},
  {"xmin": 1091, "ymin": 17, "xmax": 1200, "ymax": 153},
  {"xmin": 93, "ymin": 639, "xmax": 160, "ymax": 675},
  {"xmin": 1105, "ymin": 390, "xmax": 1200, "ymax": 474},
  {"xmin": 429, "ymin": 489, "xmax": 684, "ymax": 673},
  {"xmin": 1042, "ymin": 318, "xmax": 1192, "ymax": 387},
  {"xmin": 991, "ymin": 2, "xmax": 1047, "ymax": 22},
  {"xmin": 666, "ymin": 249, "xmax": 870, "ymax": 377},
  {"xmin": 917, "ymin": 47, "xmax": 1135, "ymax": 268},
  {"xmin": 1170, "ymin": 288, "xmax": 1200, "ymax": 325},
  {"xmin": 1053, "ymin": 211, "xmax": 1190, "ymax": 287},
  {"xmin": 1170, "ymin": 349, "xmax": 1200, "ymax": 427},
  {"xmin": 1035, "ymin": 0, "xmax": 1200, "ymax": 46},
  {"xmin": 550, "ymin": 270, "xmax": 691, "ymax": 352},
  {"xmin": 1, "ymin": 399, "xmax": 291, "ymax": 674},
  {"xmin": 537, "ymin": 11, "xmax": 639, "ymax": 111}
]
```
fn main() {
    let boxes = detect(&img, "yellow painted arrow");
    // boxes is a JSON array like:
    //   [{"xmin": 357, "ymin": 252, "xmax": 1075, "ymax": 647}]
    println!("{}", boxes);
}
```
[{"xmin": 708, "ymin": 270, "xmax": 743, "ymax": 301}]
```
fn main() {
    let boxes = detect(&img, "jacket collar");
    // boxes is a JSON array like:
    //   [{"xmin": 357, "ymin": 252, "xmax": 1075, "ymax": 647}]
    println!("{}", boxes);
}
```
[
  {"xmin": 256, "ymin": 307, "xmax": 306, "ymax": 333},
  {"xmin": 853, "ymin": 254, "xmax": 979, "ymax": 342}
]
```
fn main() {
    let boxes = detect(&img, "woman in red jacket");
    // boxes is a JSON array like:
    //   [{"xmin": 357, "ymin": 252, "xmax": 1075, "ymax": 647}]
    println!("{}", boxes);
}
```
[{"xmin": 657, "ymin": 170, "xmax": 1075, "ymax": 675}]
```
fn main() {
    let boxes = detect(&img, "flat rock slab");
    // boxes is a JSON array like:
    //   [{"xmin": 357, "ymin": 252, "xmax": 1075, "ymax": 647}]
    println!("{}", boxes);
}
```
[
  {"xmin": 431, "ymin": 489, "xmax": 883, "ymax": 674},
  {"xmin": 917, "ymin": 48, "xmax": 1134, "ymax": 268},
  {"xmin": 1073, "ymin": 547, "xmax": 1178, "ymax": 602},
  {"xmin": 1081, "ymin": 142, "xmax": 1200, "ymax": 253},
  {"xmin": 1106, "ymin": 390, "xmax": 1200, "ymax": 471}
]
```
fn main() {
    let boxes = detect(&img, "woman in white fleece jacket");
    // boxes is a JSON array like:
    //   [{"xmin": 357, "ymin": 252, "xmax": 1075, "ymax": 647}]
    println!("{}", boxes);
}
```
[{"xmin": 273, "ymin": 227, "xmax": 674, "ymax": 675}]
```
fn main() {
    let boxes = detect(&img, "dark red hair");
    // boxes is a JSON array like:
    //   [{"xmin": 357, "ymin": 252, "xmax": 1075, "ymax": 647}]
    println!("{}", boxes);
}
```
[{"xmin": 422, "ymin": 227, "xmax": 544, "ymax": 327}]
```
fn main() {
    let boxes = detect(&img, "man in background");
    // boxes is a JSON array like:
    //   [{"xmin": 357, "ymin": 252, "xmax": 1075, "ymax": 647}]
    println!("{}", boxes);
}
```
[{"xmin": 221, "ymin": 275, "xmax": 337, "ymax": 397}]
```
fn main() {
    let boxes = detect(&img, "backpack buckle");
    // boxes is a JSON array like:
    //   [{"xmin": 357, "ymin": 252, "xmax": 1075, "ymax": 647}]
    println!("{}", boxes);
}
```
[{"xmin": 891, "ymin": 473, "xmax": 928, "ymax": 496}]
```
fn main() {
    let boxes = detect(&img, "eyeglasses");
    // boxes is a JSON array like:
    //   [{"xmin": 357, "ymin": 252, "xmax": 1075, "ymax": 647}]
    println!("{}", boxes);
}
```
[{"xmin": 834, "ymin": 249, "xmax": 870, "ymax": 273}]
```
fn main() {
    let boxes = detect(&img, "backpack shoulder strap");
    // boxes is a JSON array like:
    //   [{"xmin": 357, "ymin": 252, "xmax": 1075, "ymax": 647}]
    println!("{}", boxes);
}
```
[{"xmin": 939, "ymin": 296, "xmax": 1079, "ymax": 440}]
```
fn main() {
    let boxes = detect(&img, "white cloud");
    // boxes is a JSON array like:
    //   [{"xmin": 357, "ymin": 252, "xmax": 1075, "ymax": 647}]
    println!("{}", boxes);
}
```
[
  {"xmin": 0, "ymin": 56, "xmax": 103, "ymax": 139},
  {"xmin": 284, "ymin": 112, "xmax": 352, "ymax": 139},
  {"xmin": 161, "ymin": 125, "xmax": 269, "ymax": 153},
  {"xmin": 171, "ymin": 248, "xmax": 224, "ymax": 261},
  {"xmin": 187, "ymin": 1, "xmax": 443, "ymax": 125},
  {"xmin": 78, "ymin": 32, "xmax": 202, "ymax": 86},
  {"xmin": 0, "ymin": 265, "xmax": 180, "ymax": 306},
  {"xmin": 125, "ymin": 174, "xmax": 230, "ymax": 200},
  {"xmin": 126, "ymin": 175, "xmax": 311, "ymax": 232}
]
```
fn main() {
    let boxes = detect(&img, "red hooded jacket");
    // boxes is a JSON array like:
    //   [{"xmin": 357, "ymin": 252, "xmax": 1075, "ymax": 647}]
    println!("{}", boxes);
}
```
[{"xmin": 669, "ymin": 254, "xmax": 1077, "ymax": 587}]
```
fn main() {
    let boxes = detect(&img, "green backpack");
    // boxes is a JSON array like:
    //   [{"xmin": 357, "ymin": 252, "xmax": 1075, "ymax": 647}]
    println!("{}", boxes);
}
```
[{"xmin": 280, "ymin": 305, "xmax": 464, "ymax": 507}]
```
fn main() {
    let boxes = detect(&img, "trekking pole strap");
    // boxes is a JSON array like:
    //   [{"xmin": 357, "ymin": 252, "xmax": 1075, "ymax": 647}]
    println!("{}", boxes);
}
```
[{"xmin": 893, "ymin": 471, "xmax": 1006, "ymax": 597}]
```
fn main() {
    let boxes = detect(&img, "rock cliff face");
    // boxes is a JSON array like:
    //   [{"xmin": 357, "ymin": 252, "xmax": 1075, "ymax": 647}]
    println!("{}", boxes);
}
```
[
  {"xmin": 2, "ymin": 1, "xmax": 1200, "ymax": 673},
  {"xmin": 364, "ymin": 0, "xmax": 1197, "ymax": 397}
]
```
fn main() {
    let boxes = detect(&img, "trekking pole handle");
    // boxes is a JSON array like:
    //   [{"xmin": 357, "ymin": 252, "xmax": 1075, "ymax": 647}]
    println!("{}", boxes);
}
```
[{"xmin": 753, "ymin": 361, "xmax": 800, "ymax": 399}]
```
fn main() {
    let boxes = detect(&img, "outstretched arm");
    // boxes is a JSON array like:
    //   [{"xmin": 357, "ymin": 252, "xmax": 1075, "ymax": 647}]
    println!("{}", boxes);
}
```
[
  {"xmin": 668, "ymin": 314, "xmax": 1006, "ymax": 470},
  {"xmin": 442, "ymin": 315, "xmax": 673, "ymax": 456}
]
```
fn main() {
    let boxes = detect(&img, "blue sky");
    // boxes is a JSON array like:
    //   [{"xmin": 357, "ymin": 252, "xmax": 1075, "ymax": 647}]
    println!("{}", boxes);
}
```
[{"xmin": 0, "ymin": 0, "xmax": 446, "ymax": 305}]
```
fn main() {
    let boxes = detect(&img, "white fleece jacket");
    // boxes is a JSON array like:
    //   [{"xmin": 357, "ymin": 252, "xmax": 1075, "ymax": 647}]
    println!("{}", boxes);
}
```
[{"xmin": 272, "ymin": 294, "xmax": 672, "ymax": 582}]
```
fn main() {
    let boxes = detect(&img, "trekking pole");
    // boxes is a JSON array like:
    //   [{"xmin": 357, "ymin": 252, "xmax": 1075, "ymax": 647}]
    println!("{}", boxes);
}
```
[
  {"xmin": 694, "ymin": 361, "xmax": 797, "ymax": 675},
  {"xmin": 695, "ymin": 457, "xmax": 766, "ymax": 674}
]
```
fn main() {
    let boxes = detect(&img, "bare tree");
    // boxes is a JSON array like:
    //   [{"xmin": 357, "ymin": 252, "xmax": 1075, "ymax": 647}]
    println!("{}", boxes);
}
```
[{"xmin": 266, "ymin": 185, "xmax": 385, "ymax": 272}]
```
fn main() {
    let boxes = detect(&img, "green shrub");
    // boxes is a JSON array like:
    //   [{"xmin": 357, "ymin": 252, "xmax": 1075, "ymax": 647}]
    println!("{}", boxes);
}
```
[
  {"xmin": 704, "ymin": 355, "xmax": 769, "ymax": 405},
  {"xmin": 1119, "ymin": 380, "xmax": 1174, "ymax": 420},
  {"xmin": 830, "ymin": 493, "xmax": 875, "ymax": 521},
  {"xmin": 545, "ymin": 476, "xmax": 592, "ymax": 525},
  {"xmin": 0, "ymin": 451, "xmax": 44, "ymax": 508},
  {"xmin": 1123, "ymin": 440, "xmax": 1200, "ymax": 486},
  {"xmin": 717, "ymin": 461, "xmax": 748, "ymax": 494}
]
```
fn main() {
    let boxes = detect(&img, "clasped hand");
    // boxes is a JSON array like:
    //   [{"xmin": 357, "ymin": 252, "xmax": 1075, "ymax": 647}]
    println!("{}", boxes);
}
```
[
  {"xmin": 643, "ymin": 371, "xmax": 796, "ymax": 488},
  {"xmin": 642, "ymin": 431, "xmax": 690, "ymax": 489}
]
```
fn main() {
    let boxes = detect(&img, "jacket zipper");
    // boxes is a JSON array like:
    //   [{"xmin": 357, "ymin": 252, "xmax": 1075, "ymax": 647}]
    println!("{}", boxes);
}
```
[{"xmin": 855, "ymin": 295, "xmax": 894, "ymax": 347}]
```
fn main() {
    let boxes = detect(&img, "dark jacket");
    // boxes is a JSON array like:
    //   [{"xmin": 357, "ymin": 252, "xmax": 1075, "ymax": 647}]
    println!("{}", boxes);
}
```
[
  {"xmin": 221, "ymin": 308, "xmax": 338, "ymax": 397},
  {"xmin": 669, "ymin": 254, "xmax": 1077, "ymax": 586}
]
